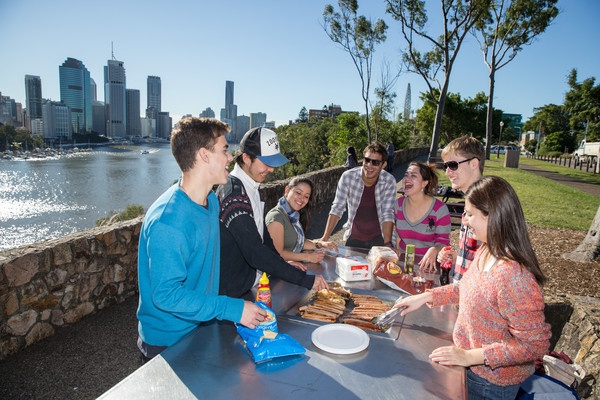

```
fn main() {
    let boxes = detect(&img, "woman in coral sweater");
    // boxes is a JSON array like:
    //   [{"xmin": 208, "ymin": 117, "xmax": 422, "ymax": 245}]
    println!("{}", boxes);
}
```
[{"xmin": 394, "ymin": 176, "xmax": 551, "ymax": 399}]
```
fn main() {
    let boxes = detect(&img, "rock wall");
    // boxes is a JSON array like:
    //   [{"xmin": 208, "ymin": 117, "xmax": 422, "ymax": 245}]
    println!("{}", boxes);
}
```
[{"xmin": 545, "ymin": 295, "xmax": 600, "ymax": 399}]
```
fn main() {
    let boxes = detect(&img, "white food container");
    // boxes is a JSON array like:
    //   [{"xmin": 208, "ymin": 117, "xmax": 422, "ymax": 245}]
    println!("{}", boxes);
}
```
[{"xmin": 335, "ymin": 256, "xmax": 372, "ymax": 281}]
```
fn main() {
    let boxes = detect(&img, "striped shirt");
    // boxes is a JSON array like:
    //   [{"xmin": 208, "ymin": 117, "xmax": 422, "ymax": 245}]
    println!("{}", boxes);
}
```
[
  {"xmin": 394, "ymin": 196, "xmax": 451, "ymax": 261},
  {"xmin": 430, "ymin": 250, "xmax": 551, "ymax": 386}
]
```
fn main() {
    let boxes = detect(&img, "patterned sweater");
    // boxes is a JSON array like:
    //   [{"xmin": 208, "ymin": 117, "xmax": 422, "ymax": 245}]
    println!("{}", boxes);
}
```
[
  {"xmin": 429, "ymin": 250, "xmax": 551, "ymax": 386},
  {"xmin": 216, "ymin": 175, "xmax": 315, "ymax": 298}
]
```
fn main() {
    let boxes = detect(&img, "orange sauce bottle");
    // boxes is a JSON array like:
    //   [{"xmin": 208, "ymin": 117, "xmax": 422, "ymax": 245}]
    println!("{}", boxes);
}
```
[{"xmin": 255, "ymin": 272, "xmax": 272, "ymax": 308}]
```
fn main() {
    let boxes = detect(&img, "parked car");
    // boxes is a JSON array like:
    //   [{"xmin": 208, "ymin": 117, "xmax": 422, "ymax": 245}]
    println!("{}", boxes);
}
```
[{"xmin": 490, "ymin": 145, "xmax": 518, "ymax": 155}]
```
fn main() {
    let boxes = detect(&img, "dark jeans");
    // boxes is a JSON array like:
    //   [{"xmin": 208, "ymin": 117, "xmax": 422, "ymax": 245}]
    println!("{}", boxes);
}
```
[
  {"xmin": 466, "ymin": 368, "xmax": 520, "ymax": 400},
  {"xmin": 345, "ymin": 235, "xmax": 384, "ymax": 250},
  {"xmin": 137, "ymin": 336, "xmax": 167, "ymax": 365}
]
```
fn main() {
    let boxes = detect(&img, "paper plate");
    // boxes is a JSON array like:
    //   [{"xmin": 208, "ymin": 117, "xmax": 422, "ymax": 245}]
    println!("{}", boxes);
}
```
[{"xmin": 311, "ymin": 323, "xmax": 370, "ymax": 354}]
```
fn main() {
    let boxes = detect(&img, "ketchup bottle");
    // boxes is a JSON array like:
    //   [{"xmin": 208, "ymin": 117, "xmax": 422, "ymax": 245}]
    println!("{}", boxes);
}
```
[
  {"xmin": 439, "ymin": 246, "xmax": 452, "ymax": 286},
  {"xmin": 255, "ymin": 272, "xmax": 272, "ymax": 308}
]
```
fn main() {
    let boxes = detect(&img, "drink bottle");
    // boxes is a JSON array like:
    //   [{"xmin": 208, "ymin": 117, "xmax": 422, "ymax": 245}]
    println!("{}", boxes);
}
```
[
  {"xmin": 255, "ymin": 272, "xmax": 272, "ymax": 308},
  {"xmin": 404, "ymin": 245, "xmax": 415, "ymax": 275},
  {"xmin": 439, "ymin": 246, "xmax": 452, "ymax": 286}
]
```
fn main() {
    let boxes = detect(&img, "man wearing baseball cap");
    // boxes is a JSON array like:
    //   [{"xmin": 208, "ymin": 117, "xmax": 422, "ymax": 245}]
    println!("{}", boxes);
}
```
[{"xmin": 217, "ymin": 127, "xmax": 329, "ymax": 300}]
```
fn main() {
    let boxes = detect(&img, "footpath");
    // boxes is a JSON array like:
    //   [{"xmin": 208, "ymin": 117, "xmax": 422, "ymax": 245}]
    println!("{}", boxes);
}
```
[{"xmin": 1, "ymin": 156, "xmax": 597, "ymax": 400}]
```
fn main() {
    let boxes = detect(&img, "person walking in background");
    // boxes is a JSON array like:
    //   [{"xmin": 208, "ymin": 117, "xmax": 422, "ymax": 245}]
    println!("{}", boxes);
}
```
[
  {"xmin": 266, "ymin": 176, "xmax": 337, "ymax": 264},
  {"xmin": 395, "ymin": 176, "xmax": 551, "ymax": 399},
  {"xmin": 436, "ymin": 136, "xmax": 486, "ymax": 281},
  {"xmin": 136, "ymin": 117, "xmax": 267, "ymax": 363},
  {"xmin": 217, "ymin": 127, "xmax": 328, "ymax": 300},
  {"xmin": 319, "ymin": 141, "xmax": 396, "ymax": 249},
  {"xmin": 343, "ymin": 146, "xmax": 358, "ymax": 169},
  {"xmin": 394, "ymin": 161, "xmax": 451, "ymax": 272},
  {"xmin": 386, "ymin": 141, "xmax": 395, "ymax": 173}
]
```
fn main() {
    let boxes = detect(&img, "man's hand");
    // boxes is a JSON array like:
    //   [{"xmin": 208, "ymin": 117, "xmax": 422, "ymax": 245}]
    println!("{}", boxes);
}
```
[
  {"xmin": 239, "ymin": 301, "xmax": 268, "ymax": 329},
  {"xmin": 311, "ymin": 275, "xmax": 329, "ymax": 291}
]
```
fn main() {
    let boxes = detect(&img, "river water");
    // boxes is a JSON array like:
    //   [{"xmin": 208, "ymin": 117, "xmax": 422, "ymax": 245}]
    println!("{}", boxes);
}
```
[{"xmin": 0, "ymin": 144, "xmax": 185, "ymax": 251}]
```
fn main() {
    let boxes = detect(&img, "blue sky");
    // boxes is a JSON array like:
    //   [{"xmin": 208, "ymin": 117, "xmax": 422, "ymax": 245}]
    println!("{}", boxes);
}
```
[{"xmin": 0, "ymin": 0, "xmax": 598, "ymax": 127}]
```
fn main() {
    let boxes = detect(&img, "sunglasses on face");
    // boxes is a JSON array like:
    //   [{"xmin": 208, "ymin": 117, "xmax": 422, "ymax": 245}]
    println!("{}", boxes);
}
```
[
  {"xmin": 442, "ymin": 157, "xmax": 477, "ymax": 171},
  {"xmin": 363, "ymin": 157, "xmax": 383, "ymax": 166}
]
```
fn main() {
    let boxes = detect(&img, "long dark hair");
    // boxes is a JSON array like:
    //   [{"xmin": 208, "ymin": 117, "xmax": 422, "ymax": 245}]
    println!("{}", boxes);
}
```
[
  {"xmin": 465, "ymin": 176, "xmax": 546, "ymax": 285},
  {"xmin": 408, "ymin": 161, "xmax": 439, "ymax": 195},
  {"xmin": 287, "ymin": 176, "xmax": 315, "ymax": 231}
]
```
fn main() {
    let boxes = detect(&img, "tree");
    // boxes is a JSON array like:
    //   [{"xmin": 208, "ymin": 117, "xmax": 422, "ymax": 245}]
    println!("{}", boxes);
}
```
[
  {"xmin": 372, "ymin": 59, "xmax": 402, "ymax": 141},
  {"xmin": 385, "ymin": 0, "xmax": 491, "ymax": 161},
  {"xmin": 541, "ymin": 130, "xmax": 577, "ymax": 154},
  {"xmin": 563, "ymin": 205, "xmax": 600, "ymax": 262},
  {"xmin": 297, "ymin": 107, "xmax": 309, "ymax": 123},
  {"xmin": 473, "ymin": 0, "xmax": 558, "ymax": 159},
  {"xmin": 323, "ymin": 0, "xmax": 388, "ymax": 142},
  {"xmin": 564, "ymin": 69, "xmax": 600, "ymax": 142}
]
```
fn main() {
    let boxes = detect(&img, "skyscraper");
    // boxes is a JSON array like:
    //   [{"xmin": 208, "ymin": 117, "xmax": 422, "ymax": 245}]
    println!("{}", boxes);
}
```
[
  {"xmin": 59, "ymin": 57, "xmax": 92, "ymax": 133},
  {"xmin": 221, "ymin": 80, "xmax": 237, "ymax": 138},
  {"xmin": 147, "ymin": 76, "xmax": 161, "ymax": 117},
  {"xmin": 24, "ymin": 75, "xmax": 43, "ymax": 121},
  {"xmin": 104, "ymin": 59, "xmax": 126, "ymax": 137},
  {"xmin": 126, "ymin": 89, "xmax": 141, "ymax": 137}
]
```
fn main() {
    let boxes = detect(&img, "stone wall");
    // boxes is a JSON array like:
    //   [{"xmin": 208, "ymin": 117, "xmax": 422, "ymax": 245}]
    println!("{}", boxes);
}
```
[{"xmin": 0, "ymin": 219, "xmax": 143, "ymax": 359}]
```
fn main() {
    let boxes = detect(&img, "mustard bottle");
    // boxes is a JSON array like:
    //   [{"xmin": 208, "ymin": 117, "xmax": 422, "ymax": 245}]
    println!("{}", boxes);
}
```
[{"xmin": 255, "ymin": 272, "xmax": 272, "ymax": 308}]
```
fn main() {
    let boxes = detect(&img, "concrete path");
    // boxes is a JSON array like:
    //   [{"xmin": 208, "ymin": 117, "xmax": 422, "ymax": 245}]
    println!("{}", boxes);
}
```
[{"xmin": 519, "ymin": 163, "xmax": 600, "ymax": 197}]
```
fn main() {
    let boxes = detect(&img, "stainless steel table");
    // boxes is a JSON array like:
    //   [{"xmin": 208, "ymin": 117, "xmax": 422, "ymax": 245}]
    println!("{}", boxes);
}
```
[{"xmin": 99, "ymin": 247, "xmax": 465, "ymax": 400}]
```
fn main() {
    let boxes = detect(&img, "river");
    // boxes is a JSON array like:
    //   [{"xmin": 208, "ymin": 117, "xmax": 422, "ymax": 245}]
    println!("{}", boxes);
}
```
[{"xmin": 0, "ymin": 144, "xmax": 187, "ymax": 251}]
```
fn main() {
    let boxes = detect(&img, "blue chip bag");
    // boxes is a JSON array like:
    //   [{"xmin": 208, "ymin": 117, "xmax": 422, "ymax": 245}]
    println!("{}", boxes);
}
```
[{"xmin": 236, "ymin": 301, "xmax": 305, "ymax": 363}]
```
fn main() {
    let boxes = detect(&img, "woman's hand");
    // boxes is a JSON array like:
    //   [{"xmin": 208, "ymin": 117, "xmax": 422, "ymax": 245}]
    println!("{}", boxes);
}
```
[
  {"xmin": 437, "ymin": 246, "xmax": 456, "ymax": 265},
  {"xmin": 429, "ymin": 346, "xmax": 482, "ymax": 367},
  {"xmin": 419, "ymin": 247, "xmax": 439, "ymax": 272},
  {"xmin": 313, "ymin": 239, "xmax": 338, "ymax": 253},
  {"xmin": 304, "ymin": 251, "xmax": 325, "ymax": 264},
  {"xmin": 288, "ymin": 261, "xmax": 308, "ymax": 271},
  {"xmin": 392, "ymin": 292, "xmax": 432, "ymax": 315}
]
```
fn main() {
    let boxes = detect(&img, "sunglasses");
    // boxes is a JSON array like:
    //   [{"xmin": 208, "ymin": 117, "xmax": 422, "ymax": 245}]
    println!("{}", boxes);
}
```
[
  {"xmin": 364, "ymin": 157, "xmax": 383, "ymax": 166},
  {"xmin": 442, "ymin": 157, "xmax": 478, "ymax": 171}
]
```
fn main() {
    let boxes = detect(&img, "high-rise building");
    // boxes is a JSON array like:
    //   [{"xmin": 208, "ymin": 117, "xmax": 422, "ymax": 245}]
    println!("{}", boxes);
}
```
[
  {"xmin": 92, "ymin": 100, "xmax": 106, "ymax": 135},
  {"xmin": 126, "ymin": 89, "xmax": 141, "ymax": 137},
  {"xmin": 200, "ymin": 107, "xmax": 215, "ymax": 118},
  {"xmin": 250, "ymin": 112, "xmax": 267, "ymax": 129},
  {"xmin": 104, "ymin": 59, "xmax": 127, "ymax": 138},
  {"xmin": 59, "ymin": 57, "xmax": 92, "ymax": 133},
  {"xmin": 156, "ymin": 111, "xmax": 172, "ymax": 139},
  {"xmin": 147, "ymin": 76, "xmax": 161, "ymax": 115},
  {"xmin": 90, "ymin": 78, "xmax": 97, "ymax": 101},
  {"xmin": 42, "ymin": 99, "xmax": 72, "ymax": 142},
  {"xmin": 0, "ymin": 93, "xmax": 21, "ymax": 126},
  {"xmin": 24, "ymin": 75, "xmax": 43, "ymax": 127},
  {"xmin": 221, "ymin": 80, "xmax": 237, "ymax": 136},
  {"xmin": 235, "ymin": 115, "xmax": 250, "ymax": 141}
]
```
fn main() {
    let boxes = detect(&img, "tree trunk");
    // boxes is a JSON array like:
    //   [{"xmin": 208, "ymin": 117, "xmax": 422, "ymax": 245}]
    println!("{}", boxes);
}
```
[
  {"xmin": 485, "ymin": 67, "xmax": 496, "ymax": 160},
  {"xmin": 563, "ymin": 205, "xmax": 600, "ymax": 262}
]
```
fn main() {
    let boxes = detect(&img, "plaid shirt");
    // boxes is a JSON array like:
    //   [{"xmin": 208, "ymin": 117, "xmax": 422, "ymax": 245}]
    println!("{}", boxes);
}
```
[
  {"xmin": 452, "ymin": 215, "xmax": 481, "ymax": 281},
  {"xmin": 329, "ymin": 167, "xmax": 396, "ymax": 241}
]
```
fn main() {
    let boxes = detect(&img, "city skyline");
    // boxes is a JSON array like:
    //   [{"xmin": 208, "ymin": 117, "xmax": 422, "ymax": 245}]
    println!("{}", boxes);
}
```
[{"xmin": 1, "ymin": 1, "xmax": 598, "ymax": 128}]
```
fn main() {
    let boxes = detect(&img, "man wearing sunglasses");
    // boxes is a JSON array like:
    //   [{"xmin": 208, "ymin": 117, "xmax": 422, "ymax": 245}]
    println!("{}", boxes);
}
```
[
  {"xmin": 319, "ymin": 141, "xmax": 396, "ymax": 249},
  {"xmin": 437, "ymin": 136, "xmax": 486, "ymax": 281}
]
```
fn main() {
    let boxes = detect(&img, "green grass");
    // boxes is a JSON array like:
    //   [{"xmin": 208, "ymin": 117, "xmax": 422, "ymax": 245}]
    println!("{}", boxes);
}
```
[{"xmin": 437, "ymin": 157, "xmax": 600, "ymax": 231}]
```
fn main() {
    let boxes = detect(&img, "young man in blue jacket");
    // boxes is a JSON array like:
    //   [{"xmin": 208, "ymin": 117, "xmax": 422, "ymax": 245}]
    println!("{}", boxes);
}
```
[{"xmin": 136, "ymin": 117, "xmax": 266, "ymax": 363}]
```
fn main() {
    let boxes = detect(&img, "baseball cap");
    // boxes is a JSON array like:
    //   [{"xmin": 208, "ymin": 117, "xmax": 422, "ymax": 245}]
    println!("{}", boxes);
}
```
[{"xmin": 239, "ymin": 127, "xmax": 289, "ymax": 167}]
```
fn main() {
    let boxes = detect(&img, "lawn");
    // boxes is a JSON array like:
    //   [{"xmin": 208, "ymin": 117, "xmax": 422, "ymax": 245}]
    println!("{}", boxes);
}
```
[{"xmin": 437, "ymin": 157, "xmax": 600, "ymax": 231}]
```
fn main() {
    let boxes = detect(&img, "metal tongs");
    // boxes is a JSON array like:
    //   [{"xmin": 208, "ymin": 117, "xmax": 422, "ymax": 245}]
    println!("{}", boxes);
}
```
[{"xmin": 371, "ymin": 306, "xmax": 406, "ymax": 331}]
